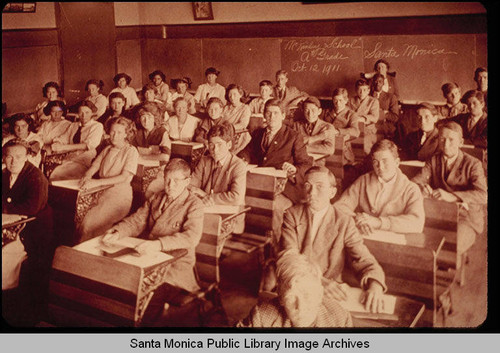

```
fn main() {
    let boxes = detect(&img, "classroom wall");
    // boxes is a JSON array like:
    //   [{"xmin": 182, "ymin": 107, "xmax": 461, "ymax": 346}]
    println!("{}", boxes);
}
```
[
  {"xmin": 1, "ymin": 2, "xmax": 56, "ymax": 29},
  {"xmin": 114, "ymin": 2, "xmax": 486, "ymax": 26}
]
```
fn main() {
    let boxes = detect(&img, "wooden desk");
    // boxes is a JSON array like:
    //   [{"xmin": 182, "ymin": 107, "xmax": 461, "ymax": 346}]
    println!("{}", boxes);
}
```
[
  {"xmin": 170, "ymin": 141, "xmax": 205, "ymax": 169},
  {"xmin": 49, "ymin": 179, "xmax": 112, "ymax": 246},
  {"xmin": 47, "ymin": 238, "xmax": 186, "ymax": 327},
  {"xmin": 361, "ymin": 230, "xmax": 445, "ymax": 327},
  {"xmin": 197, "ymin": 205, "xmax": 250, "ymax": 285},
  {"xmin": 2, "ymin": 214, "xmax": 35, "ymax": 247},
  {"xmin": 132, "ymin": 154, "xmax": 167, "ymax": 194},
  {"xmin": 399, "ymin": 160, "xmax": 425, "ymax": 179},
  {"xmin": 42, "ymin": 150, "xmax": 72, "ymax": 179},
  {"xmin": 244, "ymin": 167, "xmax": 287, "ymax": 236}
]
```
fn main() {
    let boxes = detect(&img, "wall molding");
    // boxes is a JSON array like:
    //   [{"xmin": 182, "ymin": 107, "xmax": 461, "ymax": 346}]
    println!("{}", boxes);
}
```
[{"xmin": 115, "ymin": 14, "xmax": 486, "ymax": 40}]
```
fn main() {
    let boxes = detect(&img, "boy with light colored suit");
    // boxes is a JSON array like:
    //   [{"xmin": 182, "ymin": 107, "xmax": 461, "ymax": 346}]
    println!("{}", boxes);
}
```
[
  {"xmin": 292, "ymin": 96, "xmax": 337, "ymax": 166},
  {"xmin": 334, "ymin": 139, "xmax": 425, "ymax": 235},
  {"xmin": 102, "ymin": 158, "xmax": 204, "ymax": 292},
  {"xmin": 190, "ymin": 123, "xmax": 247, "ymax": 234},
  {"xmin": 411, "ymin": 122, "xmax": 487, "ymax": 267},
  {"xmin": 280, "ymin": 166, "xmax": 386, "ymax": 313}
]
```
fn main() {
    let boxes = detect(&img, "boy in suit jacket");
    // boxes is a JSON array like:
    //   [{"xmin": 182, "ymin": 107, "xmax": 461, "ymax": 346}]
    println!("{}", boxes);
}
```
[
  {"xmin": 400, "ymin": 103, "xmax": 440, "ymax": 161},
  {"xmin": 334, "ymin": 139, "xmax": 425, "ymax": 235},
  {"xmin": 273, "ymin": 70, "xmax": 309, "ymax": 117},
  {"xmin": 190, "ymin": 122, "xmax": 247, "ymax": 234},
  {"xmin": 292, "ymin": 96, "xmax": 337, "ymax": 166},
  {"xmin": 370, "ymin": 73, "xmax": 400, "ymax": 140},
  {"xmin": 449, "ymin": 90, "xmax": 487, "ymax": 149},
  {"xmin": 238, "ymin": 99, "xmax": 313, "ymax": 244},
  {"xmin": 102, "ymin": 158, "xmax": 204, "ymax": 292},
  {"xmin": 412, "ymin": 122, "xmax": 487, "ymax": 267},
  {"xmin": 238, "ymin": 252, "xmax": 352, "ymax": 327},
  {"xmin": 280, "ymin": 166, "xmax": 386, "ymax": 313}
]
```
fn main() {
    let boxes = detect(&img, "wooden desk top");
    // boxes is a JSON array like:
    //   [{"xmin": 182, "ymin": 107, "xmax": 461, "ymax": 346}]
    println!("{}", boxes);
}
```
[{"xmin": 364, "ymin": 229, "xmax": 445, "ymax": 254}]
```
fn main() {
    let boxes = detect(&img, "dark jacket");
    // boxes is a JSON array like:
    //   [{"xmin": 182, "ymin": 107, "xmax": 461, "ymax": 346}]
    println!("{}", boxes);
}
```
[{"xmin": 400, "ymin": 127, "xmax": 439, "ymax": 161}]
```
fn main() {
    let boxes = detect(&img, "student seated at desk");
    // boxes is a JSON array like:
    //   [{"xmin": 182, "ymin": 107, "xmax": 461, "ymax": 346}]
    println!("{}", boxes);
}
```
[
  {"xmin": 279, "ymin": 166, "xmax": 386, "ymax": 313},
  {"xmin": 49, "ymin": 101, "xmax": 104, "ymax": 180},
  {"xmin": 101, "ymin": 158, "xmax": 204, "ymax": 292},
  {"xmin": 134, "ymin": 84, "xmax": 170, "ymax": 125},
  {"xmin": 292, "ymin": 96, "xmax": 336, "ymax": 166},
  {"xmin": 167, "ymin": 77, "xmax": 196, "ymax": 115},
  {"xmin": 97, "ymin": 92, "xmax": 132, "ymax": 132},
  {"xmin": 411, "ymin": 122, "xmax": 487, "ymax": 267},
  {"xmin": 77, "ymin": 117, "xmax": 138, "ymax": 242},
  {"xmin": 436, "ymin": 83, "xmax": 468, "ymax": 120},
  {"xmin": 473, "ymin": 67, "xmax": 487, "ymax": 107},
  {"xmin": 362, "ymin": 59, "xmax": 399, "ymax": 98},
  {"xmin": 190, "ymin": 123, "xmax": 247, "ymax": 233},
  {"xmin": 248, "ymin": 80, "xmax": 274, "ymax": 115},
  {"xmin": 2, "ymin": 114, "xmax": 44, "ymax": 168},
  {"xmin": 193, "ymin": 97, "xmax": 229, "ymax": 145},
  {"xmin": 2, "ymin": 139, "xmax": 54, "ymax": 320},
  {"xmin": 273, "ymin": 69, "xmax": 309, "ymax": 117},
  {"xmin": 237, "ymin": 252, "xmax": 352, "ymax": 327},
  {"xmin": 334, "ymin": 139, "xmax": 425, "ymax": 235},
  {"xmin": 447, "ymin": 90, "xmax": 487, "ymax": 149},
  {"xmin": 194, "ymin": 67, "xmax": 227, "ymax": 109},
  {"xmin": 148, "ymin": 70, "xmax": 170, "ymax": 106},
  {"xmin": 32, "ymin": 81, "xmax": 65, "ymax": 129},
  {"xmin": 109, "ymin": 73, "xmax": 140, "ymax": 110},
  {"xmin": 322, "ymin": 88, "xmax": 360, "ymax": 164},
  {"xmin": 238, "ymin": 99, "xmax": 313, "ymax": 242},
  {"xmin": 222, "ymin": 84, "xmax": 251, "ymax": 154},
  {"xmin": 349, "ymin": 79, "xmax": 380, "ymax": 138},
  {"xmin": 84, "ymin": 79, "xmax": 108, "ymax": 120},
  {"xmin": 131, "ymin": 102, "xmax": 171, "ymax": 156},
  {"xmin": 399, "ymin": 103, "xmax": 440, "ymax": 161},
  {"xmin": 37, "ymin": 101, "xmax": 72, "ymax": 152},
  {"xmin": 370, "ymin": 73, "xmax": 399, "ymax": 140},
  {"xmin": 167, "ymin": 97, "xmax": 201, "ymax": 142}
]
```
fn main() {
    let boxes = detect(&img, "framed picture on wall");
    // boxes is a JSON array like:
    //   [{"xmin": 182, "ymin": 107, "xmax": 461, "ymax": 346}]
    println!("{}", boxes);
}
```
[
  {"xmin": 192, "ymin": 2, "xmax": 213, "ymax": 21},
  {"xmin": 3, "ymin": 3, "xmax": 36, "ymax": 13}
]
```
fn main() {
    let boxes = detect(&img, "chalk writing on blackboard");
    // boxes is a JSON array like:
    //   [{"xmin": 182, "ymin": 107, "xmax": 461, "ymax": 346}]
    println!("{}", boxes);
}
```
[
  {"xmin": 283, "ymin": 38, "xmax": 362, "ymax": 76},
  {"xmin": 364, "ymin": 42, "xmax": 459, "ymax": 60}
]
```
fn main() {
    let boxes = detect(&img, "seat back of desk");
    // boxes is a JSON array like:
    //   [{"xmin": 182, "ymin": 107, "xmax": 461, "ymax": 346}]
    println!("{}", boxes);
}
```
[
  {"xmin": 325, "ymin": 134, "xmax": 347, "ymax": 183},
  {"xmin": 47, "ymin": 246, "xmax": 142, "ymax": 327},
  {"xmin": 195, "ymin": 213, "xmax": 224, "ymax": 286},
  {"xmin": 423, "ymin": 198, "xmax": 459, "ymax": 269}
]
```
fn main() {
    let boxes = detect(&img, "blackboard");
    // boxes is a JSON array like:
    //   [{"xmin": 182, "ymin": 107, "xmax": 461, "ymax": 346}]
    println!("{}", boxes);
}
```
[
  {"xmin": 202, "ymin": 38, "xmax": 281, "ymax": 94},
  {"xmin": 363, "ymin": 34, "xmax": 478, "ymax": 102},
  {"xmin": 280, "ymin": 36, "xmax": 365, "ymax": 99},
  {"xmin": 143, "ymin": 39, "xmax": 204, "ymax": 91}
]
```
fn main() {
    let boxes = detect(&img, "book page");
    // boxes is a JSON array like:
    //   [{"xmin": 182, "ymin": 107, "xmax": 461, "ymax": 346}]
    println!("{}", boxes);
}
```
[
  {"xmin": 74, "ymin": 237, "xmax": 173, "ymax": 269},
  {"xmin": 338, "ymin": 284, "xmax": 396, "ymax": 316},
  {"xmin": 50, "ymin": 179, "xmax": 81, "ymax": 190},
  {"xmin": 250, "ymin": 167, "xmax": 287, "ymax": 178}
]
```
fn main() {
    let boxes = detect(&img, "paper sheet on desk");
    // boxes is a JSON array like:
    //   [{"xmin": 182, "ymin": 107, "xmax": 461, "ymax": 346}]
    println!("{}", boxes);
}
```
[
  {"xmin": 338, "ymin": 284, "xmax": 396, "ymax": 316},
  {"xmin": 74, "ymin": 237, "xmax": 173, "ymax": 269},
  {"xmin": 365, "ymin": 230, "xmax": 407, "ymax": 245},
  {"xmin": 50, "ymin": 179, "xmax": 81, "ymax": 190},
  {"xmin": 399, "ymin": 160, "xmax": 425, "ymax": 167}
]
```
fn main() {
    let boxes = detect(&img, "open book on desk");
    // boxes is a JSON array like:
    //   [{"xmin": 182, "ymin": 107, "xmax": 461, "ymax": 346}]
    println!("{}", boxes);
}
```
[
  {"xmin": 73, "ymin": 236, "xmax": 175, "ymax": 270},
  {"xmin": 50, "ymin": 179, "xmax": 112, "ymax": 194},
  {"xmin": 338, "ymin": 284, "xmax": 397, "ymax": 321}
]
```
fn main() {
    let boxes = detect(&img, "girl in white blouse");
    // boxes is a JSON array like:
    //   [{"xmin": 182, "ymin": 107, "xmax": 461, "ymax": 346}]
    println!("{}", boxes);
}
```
[
  {"xmin": 109, "ymin": 73, "xmax": 140, "ymax": 110},
  {"xmin": 32, "ymin": 81, "xmax": 65, "ymax": 129},
  {"xmin": 194, "ymin": 67, "xmax": 226, "ymax": 108},
  {"xmin": 167, "ymin": 97, "xmax": 201, "ymax": 142},
  {"xmin": 85, "ymin": 79, "xmax": 108, "ymax": 120},
  {"xmin": 149, "ymin": 69, "xmax": 170, "ymax": 105},
  {"xmin": 167, "ymin": 77, "xmax": 196, "ymax": 115}
]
